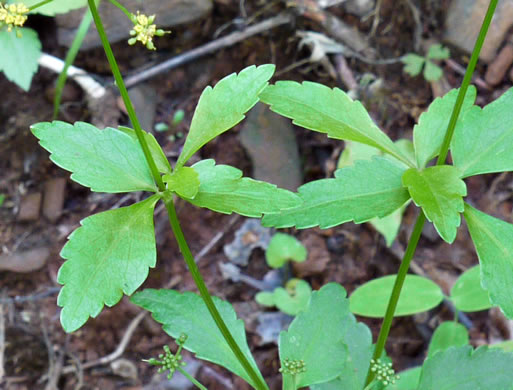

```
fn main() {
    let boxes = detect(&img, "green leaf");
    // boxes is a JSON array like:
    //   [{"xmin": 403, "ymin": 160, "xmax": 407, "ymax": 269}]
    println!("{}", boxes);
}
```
[
  {"xmin": 31, "ymin": 121, "xmax": 157, "ymax": 193},
  {"xmin": 262, "ymin": 156, "xmax": 410, "ymax": 229},
  {"xmin": 423, "ymin": 61, "xmax": 443, "ymax": 81},
  {"xmin": 188, "ymin": 159, "xmax": 300, "ymax": 217},
  {"xmin": 427, "ymin": 322, "xmax": 469, "ymax": 358},
  {"xmin": 176, "ymin": 64, "xmax": 275, "ymax": 167},
  {"xmin": 450, "ymin": 265, "xmax": 492, "ymax": 312},
  {"xmin": 310, "ymin": 316, "xmax": 372, "ymax": 390},
  {"xmin": 255, "ymin": 291, "xmax": 275, "ymax": 307},
  {"xmin": 370, "ymin": 204, "xmax": 408, "ymax": 247},
  {"xmin": 402, "ymin": 166, "xmax": 467, "ymax": 243},
  {"xmin": 265, "ymin": 233, "xmax": 307, "ymax": 268},
  {"xmin": 417, "ymin": 346, "xmax": 513, "ymax": 390},
  {"xmin": 58, "ymin": 195, "xmax": 159, "ymax": 332},
  {"xmin": 388, "ymin": 366, "xmax": 421, "ymax": 390},
  {"xmin": 260, "ymin": 81, "xmax": 413, "ymax": 166},
  {"xmin": 401, "ymin": 54, "xmax": 425, "ymax": 77},
  {"xmin": 272, "ymin": 279, "xmax": 312, "ymax": 316},
  {"xmin": 0, "ymin": 28, "xmax": 41, "ymax": 91},
  {"xmin": 279, "ymin": 283, "xmax": 356, "ymax": 388},
  {"xmin": 118, "ymin": 126, "xmax": 172, "ymax": 174},
  {"xmin": 490, "ymin": 340, "xmax": 513, "ymax": 353},
  {"xmin": 414, "ymin": 87, "xmax": 476, "ymax": 168},
  {"xmin": 427, "ymin": 44, "xmax": 450, "ymax": 60},
  {"xmin": 463, "ymin": 203, "xmax": 513, "ymax": 319},
  {"xmin": 0, "ymin": 194, "xmax": 5, "ymax": 207},
  {"xmin": 163, "ymin": 167, "xmax": 200, "ymax": 199},
  {"xmin": 23, "ymin": 0, "xmax": 88, "ymax": 15},
  {"xmin": 452, "ymin": 87, "xmax": 513, "ymax": 177},
  {"xmin": 130, "ymin": 288, "xmax": 265, "ymax": 389},
  {"xmin": 349, "ymin": 275, "xmax": 444, "ymax": 317}
]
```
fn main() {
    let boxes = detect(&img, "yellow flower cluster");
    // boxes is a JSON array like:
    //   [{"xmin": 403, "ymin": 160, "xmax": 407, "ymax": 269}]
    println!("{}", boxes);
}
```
[
  {"xmin": 128, "ymin": 11, "xmax": 169, "ymax": 51},
  {"xmin": 0, "ymin": 2, "xmax": 29, "ymax": 33}
]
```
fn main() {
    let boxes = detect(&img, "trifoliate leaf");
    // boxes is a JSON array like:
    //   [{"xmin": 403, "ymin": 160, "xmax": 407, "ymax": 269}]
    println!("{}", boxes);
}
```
[
  {"xmin": 188, "ymin": 159, "xmax": 300, "ymax": 217},
  {"xmin": 401, "ymin": 53, "xmax": 425, "ymax": 77},
  {"xmin": 271, "ymin": 279, "xmax": 312, "ymax": 316},
  {"xmin": 402, "ymin": 166, "xmax": 466, "ymax": 243},
  {"xmin": 310, "ymin": 314, "xmax": 372, "ymax": 390},
  {"xmin": 163, "ymin": 167, "xmax": 200, "ymax": 199},
  {"xmin": 118, "ymin": 126, "xmax": 172, "ymax": 174},
  {"xmin": 349, "ymin": 275, "xmax": 444, "ymax": 317},
  {"xmin": 450, "ymin": 265, "xmax": 492, "ymax": 312},
  {"xmin": 130, "ymin": 288, "xmax": 265, "ymax": 389},
  {"xmin": 58, "ymin": 195, "xmax": 159, "ymax": 332},
  {"xmin": 22, "ymin": 0, "xmax": 88, "ymax": 16},
  {"xmin": 452, "ymin": 87, "xmax": 513, "ymax": 177},
  {"xmin": 414, "ymin": 87, "xmax": 476, "ymax": 168},
  {"xmin": 176, "ymin": 64, "xmax": 275, "ymax": 167},
  {"xmin": 464, "ymin": 204, "xmax": 513, "ymax": 319},
  {"xmin": 427, "ymin": 322, "xmax": 469, "ymax": 358},
  {"xmin": 423, "ymin": 61, "xmax": 443, "ymax": 81},
  {"xmin": 260, "ymin": 81, "xmax": 414, "ymax": 167},
  {"xmin": 31, "ymin": 121, "xmax": 157, "ymax": 193},
  {"xmin": 262, "ymin": 156, "xmax": 410, "ymax": 229},
  {"xmin": 265, "ymin": 233, "xmax": 307, "ymax": 268},
  {"xmin": 280, "ymin": 283, "xmax": 358, "ymax": 388},
  {"xmin": 0, "ymin": 28, "xmax": 41, "ymax": 91},
  {"xmin": 417, "ymin": 346, "xmax": 513, "ymax": 390},
  {"xmin": 427, "ymin": 44, "xmax": 450, "ymax": 60}
]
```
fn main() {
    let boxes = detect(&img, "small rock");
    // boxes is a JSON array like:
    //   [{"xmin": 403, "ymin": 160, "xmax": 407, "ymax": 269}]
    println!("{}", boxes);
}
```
[
  {"xmin": 343, "ymin": 0, "xmax": 375, "ymax": 16},
  {"xmin": 111, "ymin": 358, "xmax": 138, "ymax": 380},
  {"xmin": 444, "ymin": 0, "xmax": 513, "ymax": 63},
  {"xmin": 485, "ymin": 41, "xmax": 513, "ymax": 86},
  {"xmin": 17, "ymin": 192, "xmax": 42, "ymax": 222},
  {"xmin": 56, "ymin": 0, "xmax": 213, "ymax": 49},
  {"xmin": 43, "ymin": 178, "xmax": 67, "ymax": 222},
  {"xmin": 0, "ymin": 247, "xmax": 50, "ymax": 273},
  {"xmin": 255, "ymin": 312, "xmax": 293, "ymax": 345},
  {"xmin": 224, "ymin": 219, "xmax": 271, "ymax": 266}
]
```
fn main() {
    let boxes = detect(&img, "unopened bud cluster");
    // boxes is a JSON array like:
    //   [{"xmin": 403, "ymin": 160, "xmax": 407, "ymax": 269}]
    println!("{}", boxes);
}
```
[
  {"xmin": 370, "ymin": 359, "xmax": 400, "ymax": 386},
  {"xmin": 128, "ymin": 11, "xmax": 169, "ymax": 50},
  {"xmin": 279, "ymin": 358, "xmax": 306, "ymax": 375},
  {"xmin": 0, "ymin": 2, "xmax": 29, "ymax": 35},
  {"xmin": 145, "ymin": 335, "xmax": 188, "ymax": 380}
]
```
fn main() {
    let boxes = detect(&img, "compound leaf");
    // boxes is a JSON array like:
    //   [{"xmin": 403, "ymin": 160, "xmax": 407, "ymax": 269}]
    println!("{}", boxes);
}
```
[
  {"xmin": 427, "ymin": 322, "xmax": 469, "ymax": 358},
  {"xmin": 402, "ymin": 166, "xmax": 466, "ymax": 243},
  {"xmin": 118, "ymin": 126, "xmax": 172, "ymax": 174},
  {"xmin": 464, "ymin": 203, "xmax": 513, "ymax": 319},
  {"xmin": 31, "ymin": 121, "xmax": 157, "ymax": 192},
  {"xmin": 450, "ymin": 265, "xmax": 492, "ymax": 312},
  {"xmin": 265, "ymin": 233, "xmax": 307, "ymax": 268},
  {"xmin": 417, "ymin": 346, "xmax": 513, "ymax": 390},
  {"xmin": 58, "ymin": 195, "xmax": 159, "ymax": 332},
  {"xmin": 262, "ymin": 156, "xmax": 410, "ymax": 229},
  {"xmin": 401, "ymin": 53, "xmax": 425, "ymax": 77},
  {"xmin": 414, "ymin": 87, "xmax": 476, "ymax": 168},
  {"xmin": 280, "ymin": 283, "xmax": 368, "ymax": 388},
  {"xmin": 163, "ymin": 167, "xmax": 200, "ymax": 199},
  {"xmin": 261, "ymin": 279, "xmax": 312, "ymax": 316},
  {"xmin": 0, "ymin": 28, "xmax": 41, "ymax": 91},
  {"xmin": 188, "ymin": 159, "xmax": 300, "ymax": 217},
  {"xmin": 177, "ymin": 64, "xmax": 275, "ymax": 167},
  {"xmin": 131, "ymin": 288, "xmax": 265, "ymax": 389},
  {"xmin": 349, "ymin": 275, "xmax": 444, "ymax": 317},
  {"xmin": 260, "ymin": 81, "xmax": 413, "ymax": 167},
  {"xmin": 452, "ymin": 87, "xmax": 513, "ymax": 177}
]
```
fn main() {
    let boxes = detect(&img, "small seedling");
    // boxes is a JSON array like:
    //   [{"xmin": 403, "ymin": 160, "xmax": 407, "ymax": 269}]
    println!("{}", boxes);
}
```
[
  {"xmin": 401, "ymin": 43, "xmax": 450, "ymax": 81},
  {"xmin": 256, "ymin": 278, "xmax": 312, "ymax": 316}
]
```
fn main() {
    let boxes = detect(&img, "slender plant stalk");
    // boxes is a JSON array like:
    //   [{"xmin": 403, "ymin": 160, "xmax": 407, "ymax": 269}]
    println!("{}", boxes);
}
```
[
  {"xmin": 28, "ymin": 0, "xmax": 53, "ymax": 11},
  {"xmin": 365, "ymin": 0, "xmax": 499, "ymax": 385},
  {"xmin": 106, "ymin": 0, "xmax": 133, "ymax": 21},
  {"xmin": 53, "ymin": 4, "xmax": 96, "ymax": 119},
  {"xmin": 177, "ymin": 367, "xmax": 208, "ymax": 390},
  {"xmin": 86, "ymin": 1, "xmax": 268, "ymax": 389}
]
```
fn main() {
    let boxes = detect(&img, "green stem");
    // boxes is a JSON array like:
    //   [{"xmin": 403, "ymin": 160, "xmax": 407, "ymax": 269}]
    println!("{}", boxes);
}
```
[
  {"xmin": 28, "ymin": 0, "xmax": 53, "ymax": 11},
  {"xmin": 106, "ymin": 0, "xmax": 134, "ymax": 21},
  {"xmin": 365, "ymin": 0, "xmax": 498, "ymax": 385},
  {"xmin": 164, "ymin": 194, "xmax": 268, "ymax": 390},
  {"xmin": 53, "ymin": 4, "xmax": 95, "ymax": 119},
  {"xmin": 177, "ymin": 367, "xmax": 207, "ymax": 390},
  {"xmin": 87, "ymin": 0, "xmax": 165, "ymax": 192}
]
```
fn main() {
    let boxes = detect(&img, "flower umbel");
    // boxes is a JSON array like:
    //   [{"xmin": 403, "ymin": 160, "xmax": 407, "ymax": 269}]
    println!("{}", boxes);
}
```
[
  {"xmin": 0, "ymin": 2, "xmax": 29, "ymax": 34},
  {"xmin": 369, "ymin": 359, "xmax": 400, "ymax": 387},
  {"xmin": 144, "ymin": 334, "xmax": 188, "ymax": 379},
  {"xmin": 279, "ymin": 358, "xmax": 306, "ymax": 375},
  {"xmin": 128, "ymin": 11, "xmax": 169, "ymax": 50}
]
